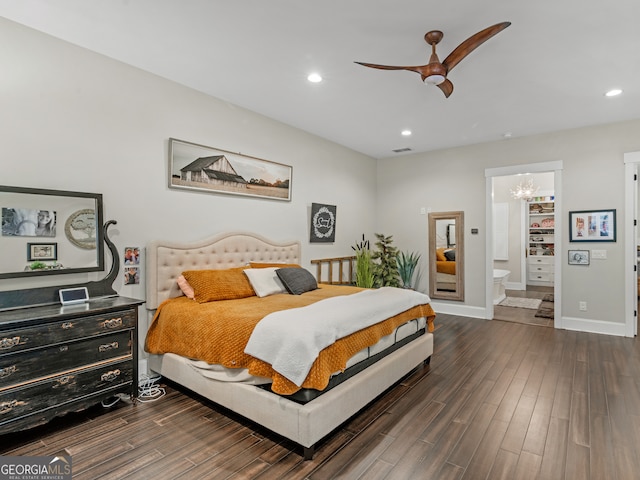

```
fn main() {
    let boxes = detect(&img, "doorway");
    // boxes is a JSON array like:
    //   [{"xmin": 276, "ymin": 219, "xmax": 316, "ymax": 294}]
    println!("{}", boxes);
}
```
[
  {"xmin": 485, "ymin": 161, "xmax": 562, "ymax": 326},
  {"xmin": 624, "ymin": 152, "xmax": 640, "ymax": 337}
]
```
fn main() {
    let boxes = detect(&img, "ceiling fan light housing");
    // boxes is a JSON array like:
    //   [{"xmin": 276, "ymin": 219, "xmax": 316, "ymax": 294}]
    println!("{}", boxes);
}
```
[{"xmin": 424, "ymin": 74, "xmax": 445, "ymax": 85}]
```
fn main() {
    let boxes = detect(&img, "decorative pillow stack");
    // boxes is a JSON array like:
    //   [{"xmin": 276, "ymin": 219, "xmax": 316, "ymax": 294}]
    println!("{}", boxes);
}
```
[{"xmin": 177, "ymin": 263, "xmax": 318, "ymax": 302}]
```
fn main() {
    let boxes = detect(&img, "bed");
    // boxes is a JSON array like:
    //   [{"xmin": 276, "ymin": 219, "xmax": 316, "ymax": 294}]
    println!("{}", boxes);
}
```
[
  {"xmin": 145, "ymin": 232, "xmax": 435, "ymax": 459},
  {"xmin": 435, "ymin": 247, "xmax": 457, "ymax": 291}
]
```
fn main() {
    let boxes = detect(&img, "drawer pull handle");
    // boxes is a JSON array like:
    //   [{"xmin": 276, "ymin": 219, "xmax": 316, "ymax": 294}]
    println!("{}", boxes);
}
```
[
  {"xmin": 0, "ymin": 400, "xmax": 19, "ymax": 415},
  {"xmin": 57, "ymin": 375, "xmax": 73, "ymax": 385},
  {"xmin": 0, "ymin": 365, "xmax": 17, "ymax": 379},
  {"xmin": 101, "ymin": 369, "xmax": 121, "ymax": 382},
  {"xmin": 61, "ymin": 322, "xmax": 74, "ymax": 329},
  {"xmin": 99, "ymin": 342, "xmax": 119, "ymax": 352},
  {"xmin": 0, "ymin": 336, "xmax": 20, "ymax": 350},
  {"xmin": 59, "ymin": 345, "xmax": 68, "ymax": 352},
  {"xmin": 103, "ymin": 317, "xmax": 123, "ymax": 329}
]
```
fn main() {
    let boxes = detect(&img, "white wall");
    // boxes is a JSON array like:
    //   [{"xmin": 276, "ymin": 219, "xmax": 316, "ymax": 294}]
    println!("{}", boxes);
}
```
[
  {"xmin": 377, "ymin": 120, "xmax": 640, "ymax": 333},
  {"xmin": 0, "ymin": 19, "xmax": 377, "ymax": 299}
]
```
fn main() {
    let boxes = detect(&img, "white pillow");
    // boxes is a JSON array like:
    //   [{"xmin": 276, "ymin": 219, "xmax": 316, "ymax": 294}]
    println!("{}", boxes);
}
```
[{"xmin": 243, "ymin": 267, "xmax": 287, "ymax": 297}]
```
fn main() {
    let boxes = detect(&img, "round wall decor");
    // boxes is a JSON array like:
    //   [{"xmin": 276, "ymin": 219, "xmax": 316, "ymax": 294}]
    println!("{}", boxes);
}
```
[{"xmin": 65, "ymin": 209, "xmax": 97, "ymax": 249}]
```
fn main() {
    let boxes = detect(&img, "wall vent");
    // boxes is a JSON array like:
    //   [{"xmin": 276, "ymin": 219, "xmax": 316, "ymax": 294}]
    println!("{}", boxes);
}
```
[{"xmin": 392, "ymin": 147, "xmax": 412, "ymax": 153}]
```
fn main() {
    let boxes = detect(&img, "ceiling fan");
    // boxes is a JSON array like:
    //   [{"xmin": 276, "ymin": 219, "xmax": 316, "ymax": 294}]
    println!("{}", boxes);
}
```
[{"xmin": 355, "ymin": 21, "xmax": 511, "ymax": 98}]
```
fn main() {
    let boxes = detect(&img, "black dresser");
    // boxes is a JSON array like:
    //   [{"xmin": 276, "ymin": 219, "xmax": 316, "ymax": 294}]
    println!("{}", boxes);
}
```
[{"xmin": 0, "ymin": 296, "xmax": 142, "ymax": 434}]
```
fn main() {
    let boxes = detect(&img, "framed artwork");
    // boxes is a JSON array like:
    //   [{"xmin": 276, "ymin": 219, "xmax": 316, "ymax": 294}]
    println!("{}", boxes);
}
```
[
  {"xmin": 27, "ymin": 242, "xmax": 57, "ymax": 261},
  {"xmin": 124, "ymin": 247, "xmax": 140, "ymax": 265},
  {"xmin": 64, "ymin": 209, "xmax": 97, "ymax": 249},
  {"xmin": 310, "ymin": 203, "xmax": 336, "ymax": 243},
  {"xmin": 569, "ymin": 209, "xmax": 616, "ymax": 242},
  {"xmin": 568, "ymin": 249, "xmax": 590, "ymax": 265},
  {"xmin": 2, "ymin": 207, "xmax": 57, "ymax": 237},
  {"xmin": 168, "ymin": 138, "xmax": 292, "ymax": 201},
  {"xmin": 124, "ymin": 267, "xmax": 140, "ymax": 285}
]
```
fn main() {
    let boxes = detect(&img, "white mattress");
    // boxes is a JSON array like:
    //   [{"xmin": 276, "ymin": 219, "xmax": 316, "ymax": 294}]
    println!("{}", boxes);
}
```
[{"xmin": 184, "ymin": 316, "xmax": 427, "ymax": 386}]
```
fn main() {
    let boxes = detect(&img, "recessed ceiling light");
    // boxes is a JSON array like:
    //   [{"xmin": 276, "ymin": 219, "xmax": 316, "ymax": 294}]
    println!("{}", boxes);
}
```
[
  {"xmin": 605, "ymin": 89, "xmax": 622, "ymax": 97},
  {"xmin": 307, "ymin": 73, "xmax": 322, "ymax": 83},
  {"xmin": 401, "ymin": 130, "xmax": 412, "ymax": 136}
]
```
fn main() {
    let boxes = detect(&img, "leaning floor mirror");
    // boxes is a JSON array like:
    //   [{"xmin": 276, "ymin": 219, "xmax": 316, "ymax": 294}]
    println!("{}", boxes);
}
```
[{"xmin": 428, "ymin": 211, "xmax": 464, "ymax": 301}]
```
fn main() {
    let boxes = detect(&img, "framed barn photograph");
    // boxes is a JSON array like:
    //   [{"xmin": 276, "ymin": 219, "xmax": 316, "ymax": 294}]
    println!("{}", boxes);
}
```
[
  {"xmin": 569, "ymin": 209, "xmax": 616, "ymax": 242},
  {"xmin": 168, "ymin": 138, "xmax": 292, "ymax": 201}
]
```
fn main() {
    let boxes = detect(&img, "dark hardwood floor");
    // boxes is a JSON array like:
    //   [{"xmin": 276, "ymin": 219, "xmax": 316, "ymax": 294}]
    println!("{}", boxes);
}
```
[{"xmin": 3, "ymin": 313, "xmax": 640, "ymax": 479}]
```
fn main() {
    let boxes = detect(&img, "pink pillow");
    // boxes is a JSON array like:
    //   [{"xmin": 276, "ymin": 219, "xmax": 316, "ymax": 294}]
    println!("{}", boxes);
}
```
[{"xmin": 177, "ymin": 274, "xmax": 195, "ymax": 300}]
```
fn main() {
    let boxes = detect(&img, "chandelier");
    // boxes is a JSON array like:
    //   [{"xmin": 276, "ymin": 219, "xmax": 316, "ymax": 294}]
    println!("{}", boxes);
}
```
[{"xmin": 510, "ymin": 177, "xmax": 538, "ymax": 201}]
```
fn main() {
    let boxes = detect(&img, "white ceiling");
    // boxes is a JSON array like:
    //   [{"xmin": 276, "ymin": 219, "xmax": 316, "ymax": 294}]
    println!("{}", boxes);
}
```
[{"xmin": 1, "ymin": 0, "xmax": 638, "ymax": 159}]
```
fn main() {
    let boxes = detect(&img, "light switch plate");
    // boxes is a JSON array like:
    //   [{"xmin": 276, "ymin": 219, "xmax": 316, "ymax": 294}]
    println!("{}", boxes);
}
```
[{"xmin": 591, "ymin": 249, "xmax": 607, "ymax": 259}]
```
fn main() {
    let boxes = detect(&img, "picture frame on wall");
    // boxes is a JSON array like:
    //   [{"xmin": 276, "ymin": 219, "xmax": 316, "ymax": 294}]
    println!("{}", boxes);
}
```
[
  {"xmin": 309, "ymin": 203, "xmax": 336, "ymax": 243},
  {"xmin": 168, "ymin": 138, "xmax": 292, "ymax": 201},
  {"xmin": 568, "ymin": 249, "xmax": 590, "ymax": 265},
  {"xmin": 569, "ymin": 209, "xmax": 616, "ymax": 242},
  {"xmin": 27, "ymin": 242, "xmax": 57, "ymax": 261}
]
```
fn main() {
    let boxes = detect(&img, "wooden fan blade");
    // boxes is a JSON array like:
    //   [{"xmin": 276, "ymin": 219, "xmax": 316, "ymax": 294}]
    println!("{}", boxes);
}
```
[
  {"xmin": 442, "ymin": 21, "xmax": 511, "ymax": 73},
  {"xmin": 354, "ymin": 61, "xmax": 427, "ymax": 76},
  {"xmin": 437, "ymin": 78, "xmax": 454, "ymax": 98}
]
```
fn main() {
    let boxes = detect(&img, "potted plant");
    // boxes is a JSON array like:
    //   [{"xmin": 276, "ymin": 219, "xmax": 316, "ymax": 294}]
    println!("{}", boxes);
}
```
[
  {"xmin": 397, "ymin": 251, "xmax": 421, "ymax": 289},
  {"xmin": 372, "ymin": 233, "xmax": 400, "ymax": 287},
  {"xmin": 351, "ymin": 235, "xmax": 375, "ymax": 288}
]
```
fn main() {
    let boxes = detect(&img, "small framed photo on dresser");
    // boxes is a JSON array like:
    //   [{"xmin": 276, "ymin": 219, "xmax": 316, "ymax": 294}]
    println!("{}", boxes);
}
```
[{"xmin": 27, "ymin": 242, "xmax": 57, "ymax": 261}]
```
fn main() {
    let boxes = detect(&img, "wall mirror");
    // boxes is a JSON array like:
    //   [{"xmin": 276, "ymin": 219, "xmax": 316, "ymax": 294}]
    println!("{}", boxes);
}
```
[
  {"xmin": 0, "ymin": 185, "xmax": 104, "ymax": 279},
  {"xmin": 429, "ymin": 211, "xmax": 465, "ymax": 301}
]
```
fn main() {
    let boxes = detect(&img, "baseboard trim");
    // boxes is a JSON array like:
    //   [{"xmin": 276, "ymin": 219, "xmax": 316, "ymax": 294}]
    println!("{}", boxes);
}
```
[
  {"xmin": 561, "ymin": 316, "xmax": 627, "ymax": 337},
  {"xmin": 430, "ymin": 301, "xmax": 485, "ymax": 319}
]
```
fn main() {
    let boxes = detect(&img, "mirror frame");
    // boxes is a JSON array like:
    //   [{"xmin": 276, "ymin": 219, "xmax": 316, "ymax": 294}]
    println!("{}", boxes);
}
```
[
  {"xmin": 0, "ymin": 185, "xmax": 104, "ymax": 279},
  {"xmin": 429, "ymin": 211, "xmax": 465, "ymax": 301}
]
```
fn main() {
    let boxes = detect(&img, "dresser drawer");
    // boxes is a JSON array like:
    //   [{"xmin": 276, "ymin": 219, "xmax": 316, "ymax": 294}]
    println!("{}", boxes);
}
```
[
  {"xmin": 529, "ymin": 263, "xmax": 553, "ymax": 274},
  {"xmin": 0, "ymin": 360, "xmax": 133, "ymax": 426},
  {"xmin": 0, "ymin": 309, "xmax": 136, "ymax": 355},
  {"xmin": 528, "ymin": 271, "xmax": 554, "ymax": 282},
  {"xmin": 0, "ymin": 331, "xmax": 131, "ymax": 390},
  {"xmin": 528, "ymin": 256, "xmax": 554, "ymax": 265}
]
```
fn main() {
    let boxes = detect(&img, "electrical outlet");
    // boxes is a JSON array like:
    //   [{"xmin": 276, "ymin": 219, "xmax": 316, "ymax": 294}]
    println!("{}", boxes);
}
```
[{"xmin": 579, "ymin": 301, "xmax": 587, "ymax": 311}]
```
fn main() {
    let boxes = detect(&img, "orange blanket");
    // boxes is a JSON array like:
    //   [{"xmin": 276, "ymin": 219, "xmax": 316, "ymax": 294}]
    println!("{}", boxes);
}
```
[
  {"xmin": 145, "ymin": 285, "xmax": 435, "ymax": 395},
  {"xmin": 436, "ymin": 260, "xmax": 456, "ymax": 275}
]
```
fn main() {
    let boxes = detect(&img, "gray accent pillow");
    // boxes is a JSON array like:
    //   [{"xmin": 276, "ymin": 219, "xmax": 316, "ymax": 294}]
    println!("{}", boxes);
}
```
[{"xmin": 276, "ymin": 267, "xmax": 318, "ymax": 295}]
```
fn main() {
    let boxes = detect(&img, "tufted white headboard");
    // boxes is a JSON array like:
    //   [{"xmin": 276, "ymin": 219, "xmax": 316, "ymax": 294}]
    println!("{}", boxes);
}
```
[{"xmin": 145, "ymin": 232, "xmax": 301, "ymax": 310}]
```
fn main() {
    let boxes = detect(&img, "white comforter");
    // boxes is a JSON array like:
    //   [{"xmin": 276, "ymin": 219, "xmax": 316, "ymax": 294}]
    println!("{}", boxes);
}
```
[{"xmin": 244, "ymin": 287, "xmax": 431, "ymax": 386}]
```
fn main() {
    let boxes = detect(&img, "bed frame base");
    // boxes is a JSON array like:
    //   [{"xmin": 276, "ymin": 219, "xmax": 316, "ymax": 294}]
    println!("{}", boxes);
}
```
[{"xmin": 148, "ymin": 332, "xmax": 433, "ymax": 459}]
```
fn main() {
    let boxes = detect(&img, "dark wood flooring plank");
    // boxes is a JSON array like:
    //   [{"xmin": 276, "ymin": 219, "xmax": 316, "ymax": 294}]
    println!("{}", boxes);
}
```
[
  {"xmin": 589, "ymin": 414, "xmax": 617, "ymax": 480},
  {"xmin": 521, "ymin": 395, "xmax": 553, "ymax": 456},
  {"xmin": 537, "ymin": 416, "xmax": 568, "ymax": 480},
  {"xmin": 485, "ymin": 448, "xmax": 519, "ymax": 480},
  {"xmin": 513, "ymin": 451, "xmax": 542, "ymax": 480},
  {"xmin": 564, "ymin": 442, "xmax": 590, "ymax": 480},
  {"xmin": 446, "ymin": 402, "xmax": 498, "ymax": 469},
  {"xmin": 461, "ymin": 417, "xmax": 509, "ymax": 480},
  {"xmin": 500, "ymin": 394, "xmax": 536, "ymax": 454},
  {"xmin": 569, "ymin": 391, "xmax": 590, "ymax": 447}
]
